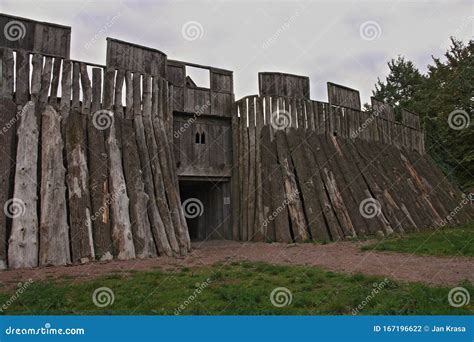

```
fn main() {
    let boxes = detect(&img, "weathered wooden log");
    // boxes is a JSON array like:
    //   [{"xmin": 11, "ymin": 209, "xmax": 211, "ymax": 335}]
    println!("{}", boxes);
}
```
[
  {"xmin": 66, "ymin": 109, "xmax": 95, "ymax": 263},
  {"xmin": 8, "ymin": 101, "xmax": 39, "ymax": 269},
  {"xmin": 305, "ymin": 132, "xmax": 344, "ymax": 240},
  {"xmin": 15, "ymin": 49, "xmax": 30, "ymax": 105},
  {"xmin": 0, "ymin": 98, "xmax": 17, "ymax": 270},
  {"xmin": 326, "ymin": 135, "xmax": 368, "ymax": 236},
  {"xmin": 117, "ymin": 71, "xmax": 157, "ymax": 259},
  {"xmin": 0, "ymin": 48, "xmax": 16, "ymax": 270},
  {"xmin": 152, "ymin": 77, "xmax": 190, "ymax": 254},
  {"xmin": 132, "ymin": 73, "xmax": 174, "ymax": 256},
  {"xmin": 142, "ymin": 76, "xmax": 181, "ymax": 253},
  {"xmin": 348, "ymin": 140, "xmax": 402, "ymax": 235},
  {"xmin": 231, "ymin": 101, "xmax": 240, "ymax": 240},
  {"xmin": 87, "ymin": 67, "xmax": 113, "ymax": 261},
  {"xmin": 60, "ymin": 60, "xmax": 72, "ymax": 123},
  {"xmin": 49, "ymin": 58, "xmax": 62, "ymax": 106},
  {"xmin": 265, "ymin": 127, "xmax": 292, "ymax": 242},
  {"xmin": 317, "ymin": 134, "xmax": 356, "ymax": 238},
  {"xmin": 360, "ymin": 140, "xmax": 422, "ymax": 232},
  {"xmin": 332, "ymin": 136, "xmax": 381, "ymax": 235},
  {"xmin": 253, "ymin": 97, "xmax": 265, "ymax": 241},
  {"xmin": 39, "ymin": 105, "xmax": 70, "ymax": 266},
  {"xmin": 247, "ymin": 97, "xmax": 256, "ymax": 240},
  {"xmin": 275, "ymin": 130, "xmax": 309, "ymax": 241},
  {"xmin": 1, "ymin": 48, "xmax": 14, "ymax": 100},
  {"xmin": 163, "ymin": 78, "xmax": 191, "ymax": 248},
  {"xmin": 286, "ymin": 129, "xmax": 330, "ymax": 241},
  {"xmin": 260, "ymin": 99, "xmax": 276, "ymax": 241},
  {"xmin": 101, "ymin": 69, "xmax": 135, "ymax": 261},
  {"xmin": 239, "ymin": 100, "xmax": 249, "ymax": 240}
]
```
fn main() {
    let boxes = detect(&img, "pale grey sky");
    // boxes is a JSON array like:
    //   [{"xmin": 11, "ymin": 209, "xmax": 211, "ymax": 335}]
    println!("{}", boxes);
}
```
[{"xmin": 1, "ymin": 0, "xmax": 472, "ymax": 103}]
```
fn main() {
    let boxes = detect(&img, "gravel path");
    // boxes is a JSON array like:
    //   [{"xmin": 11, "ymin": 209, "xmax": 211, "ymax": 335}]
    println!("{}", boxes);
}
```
[{"xmin": 0, "ymin": 240, "xmax": 472, "ymax": 288}]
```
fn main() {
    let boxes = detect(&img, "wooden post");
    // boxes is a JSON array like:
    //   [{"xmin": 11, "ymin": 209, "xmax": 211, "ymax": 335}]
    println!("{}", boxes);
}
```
[
  {"xmin": 133, "ymin": 73, "xmax": 175, "ymax": 256},
  {"xmin": 88, "ymin": 67, "xmax": 113, "ymax": 261},
  {"xmin": 117, "ymin": 71, "xmax": 157, "ymax": 259},
  {"xmin": 8, "ymin": 101, "xmax": 39, "ymax": 269},
  {"xmin": 103, "ymin": 68, "xmax": 135, "ymax": 260},
  {"xmin": 39, "ymin": 105, "xmax": 70, "ymax": 266}
]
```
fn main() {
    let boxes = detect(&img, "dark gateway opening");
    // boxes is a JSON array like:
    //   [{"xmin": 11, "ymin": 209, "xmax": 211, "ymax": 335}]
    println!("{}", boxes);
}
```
[{"xmin": 179, "ymin": 180, "xmax": 232, "ymax": 241}]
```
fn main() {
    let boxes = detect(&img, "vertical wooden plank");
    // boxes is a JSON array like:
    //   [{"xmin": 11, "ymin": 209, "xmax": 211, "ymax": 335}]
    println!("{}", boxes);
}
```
[
  {"xmin": 0, "ymin": 48, "xmax": 14, "ymax": 99},
  {"xmin": 60, "ymin": 60, "xmax": 72, "ymax": 122},
  {"xmin": 39, "ymin": 57, "xmax": 53, "ymax": 109},
  {"xmin": 296, "ymin": 99, "xmax": 304, "ymax": 129},
  {"xmin": 247, "ymin": 97, "xmax": 256, "ymax": 240},
  {"xmin": 15, "ymin": 50, "xmax": 30, "ymax": 105},
  {"xmin": 253, "ymin": 97, "xmax": 265, "ymax": 241},
  {"xmin": 71, "ymin": 62, "xmax": 80, "ymax": 109},
  {"xmin": 306, "ymin": 100, "xmax": 315, "ymax": 131},
  {"xmin": 87, "ymin": 67, "xmax": 113, "ymax": 261},
  {"xmin": 231, "ymin": 100, "xmax": 240, "ymax": 240},
  {"xmin": 259, "ymin": 125, "xmax": 276, "ymax": 241},
  {"xmin": 290, "ymin": 97, "xmax": 297, "ymax": 129},
  {"xmin": 80, "ymin": 63, "xmax": 92, "ymax": 114},
  {"xmin": 49, "ymin": 57, "xmax": 62, "ymax": 106},
  {"xmin": 239, "ymin": 99, "xmax": 249, "ymax": 240}
]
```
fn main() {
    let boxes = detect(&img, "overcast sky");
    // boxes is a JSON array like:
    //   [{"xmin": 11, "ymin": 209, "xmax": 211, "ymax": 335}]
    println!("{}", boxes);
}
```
[{"xmin": 1, "ymin": 0, "xmax": 472, "ymax": 103}]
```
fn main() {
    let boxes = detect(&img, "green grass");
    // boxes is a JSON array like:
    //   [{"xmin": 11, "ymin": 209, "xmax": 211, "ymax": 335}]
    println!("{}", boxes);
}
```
[
  {"xmin": 361, "ymin": 221, "xmax": 474, "ymax": 257},
  {"xmin": 0, "ymin": 262, "xmax": 472, "ymax": 315}
]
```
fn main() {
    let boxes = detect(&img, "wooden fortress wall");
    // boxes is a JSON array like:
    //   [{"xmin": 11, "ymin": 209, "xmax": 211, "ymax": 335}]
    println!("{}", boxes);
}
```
[
  {"xmin": 0, "ymin": 14, "xmax": 192, "ymax": 270},
  {"xmin": 233, "ymin": 73, "xmax": 473, "ymax": 242},
  {"xmin": 0, "ymin": 14, "xmax": 472, "ymax": 270}
]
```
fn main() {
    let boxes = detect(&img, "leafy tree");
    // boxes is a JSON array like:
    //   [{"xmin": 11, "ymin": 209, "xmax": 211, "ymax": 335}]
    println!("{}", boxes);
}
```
[
  {"xmin": 373, "ymin": 56, "xmax": 425, "ymax": 118},
  {"xmin": 371, "ymin": 38, "xmax": 473, "ymax": 190}
]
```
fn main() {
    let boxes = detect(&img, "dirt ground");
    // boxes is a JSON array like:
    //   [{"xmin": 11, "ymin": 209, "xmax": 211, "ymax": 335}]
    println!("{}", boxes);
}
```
[{"xmin": 0, "ymin": 240, "xmax": 472, "ymax": 289}]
